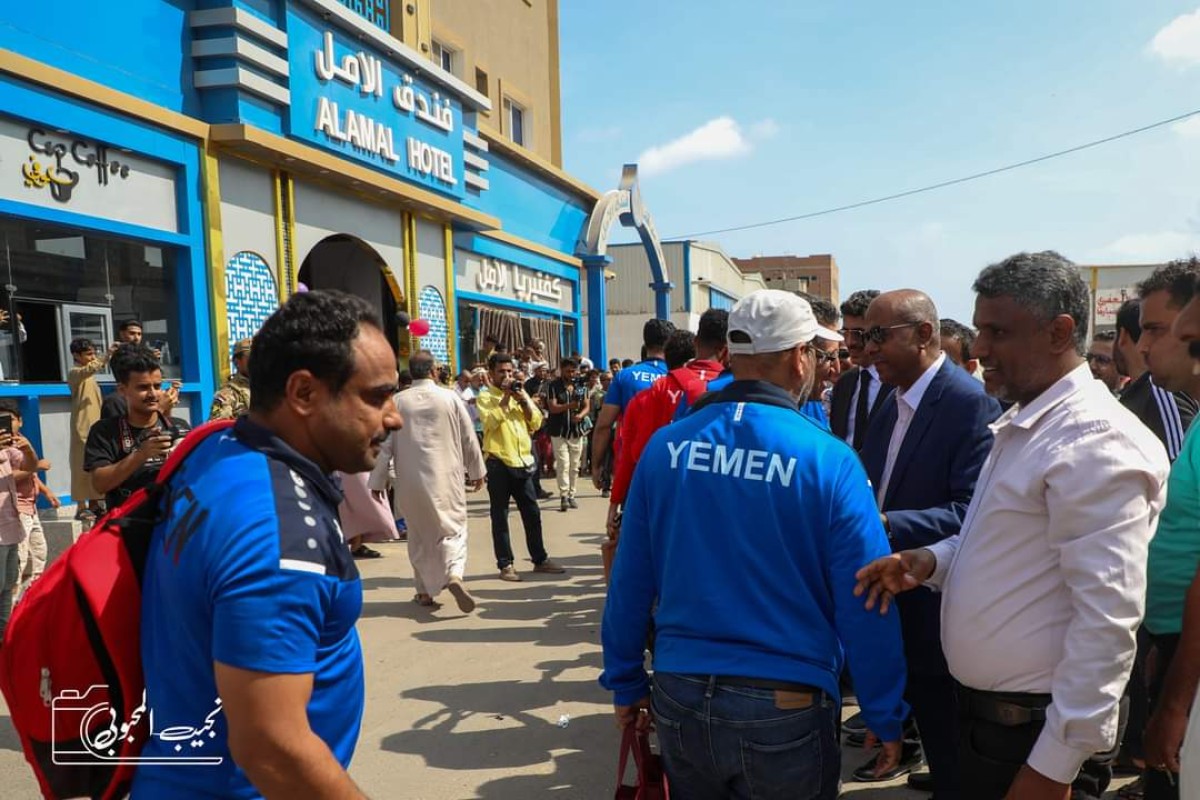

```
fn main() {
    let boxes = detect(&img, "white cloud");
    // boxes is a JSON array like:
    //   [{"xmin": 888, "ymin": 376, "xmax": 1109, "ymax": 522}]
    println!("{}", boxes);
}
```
[
  {"xmin": 1094, "ymin": 230, "xmax": 1200, "ymax": 261},
  {"xmin": 1150, "ymin": 8, "xmax": 1200, "ymax": 66},
  {"xmin": 1173, "ymin": 116, "xmax": 1200, "ymax": 137},
  {"xmin": 637, "ymin": 117, "xmax": 759, "ymax": 176}
]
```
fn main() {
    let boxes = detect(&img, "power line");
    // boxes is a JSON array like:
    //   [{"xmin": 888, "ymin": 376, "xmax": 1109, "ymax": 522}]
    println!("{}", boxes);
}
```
[{"xmin": 665, "ymin": 108, "xmax": 1200, "ymax": 241}]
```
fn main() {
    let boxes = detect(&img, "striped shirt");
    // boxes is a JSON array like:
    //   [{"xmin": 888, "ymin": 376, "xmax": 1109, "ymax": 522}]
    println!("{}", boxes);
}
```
[{"xmin": 1119, "ymin": 372, "xmax": 1196, "ymax": 462}]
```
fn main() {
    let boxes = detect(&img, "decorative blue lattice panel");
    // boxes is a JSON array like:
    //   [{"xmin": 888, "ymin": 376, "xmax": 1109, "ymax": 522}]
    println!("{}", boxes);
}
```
[
  {"xmin": 417, "ymin": 285, "xmax": 450, "ymax": 364},
  {"xmin": 225, "ymin": 252, "xmax": 278, "ymax": 357},
  {"xmin": 339, "ymin": 0, "xmax": 391, "ymax": 31}
]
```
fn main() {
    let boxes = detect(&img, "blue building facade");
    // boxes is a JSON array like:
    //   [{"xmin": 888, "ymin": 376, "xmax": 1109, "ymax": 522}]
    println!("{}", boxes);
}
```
[{"xmin": 0, "ymin": 0, "xmax": 598, "ymax": 505}]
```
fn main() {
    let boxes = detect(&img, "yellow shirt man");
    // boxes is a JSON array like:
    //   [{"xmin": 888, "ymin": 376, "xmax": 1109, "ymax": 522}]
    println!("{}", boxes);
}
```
[{"xmin": 477, "ymin": 384, "xmax": 543, "ymax": 468}]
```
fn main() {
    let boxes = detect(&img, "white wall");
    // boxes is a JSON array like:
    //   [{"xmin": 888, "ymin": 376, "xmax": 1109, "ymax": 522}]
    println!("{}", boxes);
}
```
[
  {"xmin": 218, "ymin": 157, "xmax": 276, "ymax": 268},
  {"xmin": 293, "ymin": 180, "xmax": 405, "ymax": 292}
]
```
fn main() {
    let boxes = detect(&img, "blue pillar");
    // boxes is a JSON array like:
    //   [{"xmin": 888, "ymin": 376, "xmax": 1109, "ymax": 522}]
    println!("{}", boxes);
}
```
[
  {"xmin": 649, "ymin": 281, "xmax": 674, "ymax": 320},
  {"xmin": 583, "ymin": 254, "xmax": 611, "ymax": 366}
]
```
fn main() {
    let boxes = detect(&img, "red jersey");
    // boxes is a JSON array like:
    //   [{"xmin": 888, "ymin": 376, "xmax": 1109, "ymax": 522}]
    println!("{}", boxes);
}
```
[{"xmin": 609, "ymin": 359, "xmax": 724, "ymax": 505}]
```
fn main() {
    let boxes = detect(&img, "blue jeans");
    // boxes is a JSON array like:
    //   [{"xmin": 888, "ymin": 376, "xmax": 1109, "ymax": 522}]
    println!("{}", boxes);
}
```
[
  {"xmin": 0, "ymin": 542, "xmax": 20, "ymax": 638},
  {"xmin": 651, "ymin": 672, "xmax": 840, "ymax": 800}
]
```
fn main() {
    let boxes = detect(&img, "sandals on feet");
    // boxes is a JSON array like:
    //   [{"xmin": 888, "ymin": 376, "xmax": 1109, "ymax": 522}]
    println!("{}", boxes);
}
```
[{"xmin": 352, "ymin": 544, "xmax": 383, "ymax": 559}]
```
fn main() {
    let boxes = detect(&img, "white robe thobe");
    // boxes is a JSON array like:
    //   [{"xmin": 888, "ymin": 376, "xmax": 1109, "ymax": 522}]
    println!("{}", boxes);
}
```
[{"xmin": 370, "ymin": 379, "xmax": 485, "ymax": 596}]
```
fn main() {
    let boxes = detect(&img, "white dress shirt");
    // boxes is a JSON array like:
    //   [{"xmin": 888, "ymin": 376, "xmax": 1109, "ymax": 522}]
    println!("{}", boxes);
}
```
[
  {"xmin": 845, "ymin": 364, "xmax": 883, "ymax": 446},
  {"xmin": 877, "ymin": 354, "xmax": 944, "ymax": 505},
  {"xmin": 926, "ymin": 363, "xmax": 1169, "ymax": 784}
]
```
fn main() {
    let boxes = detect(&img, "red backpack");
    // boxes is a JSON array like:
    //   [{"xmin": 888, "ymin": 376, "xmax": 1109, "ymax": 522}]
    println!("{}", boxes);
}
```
[{"xmin": 0, "ymin": 420, "xmax": 234, "ymax": 800}]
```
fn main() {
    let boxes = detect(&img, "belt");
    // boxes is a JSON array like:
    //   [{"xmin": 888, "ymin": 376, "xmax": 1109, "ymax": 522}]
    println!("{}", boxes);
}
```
[
  {"xmin": 960, "ymin": 687, "xmax": 1049, "ymax": 727},
  {"xmin": 702, "ymin": 675, "xmax": 820, "ymax": 694}
]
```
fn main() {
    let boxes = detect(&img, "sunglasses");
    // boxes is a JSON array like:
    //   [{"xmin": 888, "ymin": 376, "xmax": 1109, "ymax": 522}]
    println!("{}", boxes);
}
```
[
  {"xmin": 838, "ymin": 349, "xmax": 851, "ymax": 360},
  {"xmin": 839, "ymin": 328, "xmax": 865, "ymax": 343},
  {"xmin": 864, "ymin": 322, "xmax": 919, "ymax": 345},
  {"xmin": 812, "ymin": 349, "xmax": 841, "ymax": 365},
  {"xmin": 1085, "ymin": 353, "xmax": 1114, "ymax": 366}
]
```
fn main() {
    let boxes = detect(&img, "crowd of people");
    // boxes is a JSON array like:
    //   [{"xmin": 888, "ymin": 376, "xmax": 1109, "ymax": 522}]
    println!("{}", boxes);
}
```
[
  {"xmin": 2, "ymin": 246, "xmax": 1199, "ymax": 799},
  {"xmin": 600, "ymin": 251, "xmax": 1200, "ymax": 800}
]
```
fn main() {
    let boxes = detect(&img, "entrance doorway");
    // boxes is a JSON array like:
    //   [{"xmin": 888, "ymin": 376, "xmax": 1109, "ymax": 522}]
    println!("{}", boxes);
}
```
[{"xmin": 298, "ymin": 235, "xmax": 405, "ymax": 353}]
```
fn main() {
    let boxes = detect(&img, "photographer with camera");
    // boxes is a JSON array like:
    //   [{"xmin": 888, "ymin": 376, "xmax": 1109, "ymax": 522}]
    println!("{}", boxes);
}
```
[
  {"xmin": 545, "ymin": 358, "xmax": 591, "ymax": 512},
  {"xmin": 477, "ymin": 352, "xmax": 566, "ymax": 582},
  {"xmin": 84, "ymin": 344, "xmax": 190, "ymax": 511}
]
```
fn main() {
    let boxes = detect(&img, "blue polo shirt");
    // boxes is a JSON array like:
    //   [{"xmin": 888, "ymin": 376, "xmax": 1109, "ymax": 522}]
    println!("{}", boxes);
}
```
[
  {"xmin": 132, "ymin": 419, "xmax": 364, "ymax": 799},
  {"xmin": 800, "ymin": 398, "xmax": 830, "ymax": 431},
  {"xmin": 605, "ymin": 358, "xmax": 667, "ymax": 413},
  {"xmin": 601, "ymin": 380, "xmax": 909, "ymax": 741}
]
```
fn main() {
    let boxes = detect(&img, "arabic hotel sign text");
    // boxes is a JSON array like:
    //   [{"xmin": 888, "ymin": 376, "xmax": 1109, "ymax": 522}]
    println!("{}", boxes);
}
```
[{"xmin": 286, "ymin": 6, "xmax": 466, "ymax": 200}]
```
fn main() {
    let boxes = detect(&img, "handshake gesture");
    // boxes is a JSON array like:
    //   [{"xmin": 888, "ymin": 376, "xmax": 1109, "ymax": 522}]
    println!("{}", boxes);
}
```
[{"xmin": 853, "ymin": 548, "xmax": 937, "ymax": 614}]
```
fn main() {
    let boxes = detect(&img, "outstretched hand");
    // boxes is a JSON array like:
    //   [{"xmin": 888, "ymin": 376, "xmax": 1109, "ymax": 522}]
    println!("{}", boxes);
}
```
[{"xmin": 853, "ymin": 549, "xmax": 936, "ymax": 615}]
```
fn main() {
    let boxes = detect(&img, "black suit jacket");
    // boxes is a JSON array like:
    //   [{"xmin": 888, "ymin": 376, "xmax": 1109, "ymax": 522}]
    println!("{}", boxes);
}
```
[
  {"xmin": 860, "ymin": 359, "xmax": 1002, "ymax": 675},
  {"xmin": 829, "ymin": 366, "xmax": 893, "ymax": 446}
]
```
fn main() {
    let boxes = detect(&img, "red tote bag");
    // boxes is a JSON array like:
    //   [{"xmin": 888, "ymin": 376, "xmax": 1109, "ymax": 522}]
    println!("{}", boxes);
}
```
[{"xmin": 615, "ymin": 726, "xmax": 669, "ymax": 800}]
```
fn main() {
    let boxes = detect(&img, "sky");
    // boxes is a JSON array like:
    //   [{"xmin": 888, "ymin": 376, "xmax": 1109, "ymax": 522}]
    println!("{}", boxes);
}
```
[{"xmin": 557, "ymin": 0, "xmax": 1200, "ymax": 322}]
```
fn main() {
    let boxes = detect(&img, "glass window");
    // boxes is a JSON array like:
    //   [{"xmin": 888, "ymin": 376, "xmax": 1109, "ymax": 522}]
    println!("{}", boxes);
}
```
[
  {"xmin": 431, "ymin": 41, "xmax": 455, "ymax": 75},
  {"xmin": 0, "ymin": 217, "xmax": 181, "ymax": 382},
  {"xmin": 508, "ymin": 101, "xmax": 526, "ymax": 147}
]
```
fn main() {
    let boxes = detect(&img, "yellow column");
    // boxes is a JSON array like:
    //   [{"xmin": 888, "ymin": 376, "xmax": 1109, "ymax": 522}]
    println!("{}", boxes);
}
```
[
  {"xmin": 201, "ymin": 147, "xmax": 229, "ymax": 382},
  {"xmin": 274, "ymin": 170, "xmax": 297, "ymax": 301},
  {"xmin": 443, "ymin": 223, "xmax": 458, "ymax": 370},
  {"xmin": 397, "ymin": 211, "xmax": 417, "ymax": 363}
]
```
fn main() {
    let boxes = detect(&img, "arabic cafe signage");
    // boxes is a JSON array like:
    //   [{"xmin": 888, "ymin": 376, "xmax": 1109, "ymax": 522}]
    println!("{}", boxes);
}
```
[
  {"xmin": 1095, "ymin": 287, "xmax": 1135, "ymax": 327},
  {"xmin": 0, "ymin": 117, "xmax": 179, "ymax": 232},
  {"xmin": 286, "ymin": 7, "xmax": 466, "ymax": 199},
  {"xmin": 461, "ymin": 253, "xmax": 573, "ymax": 312}
]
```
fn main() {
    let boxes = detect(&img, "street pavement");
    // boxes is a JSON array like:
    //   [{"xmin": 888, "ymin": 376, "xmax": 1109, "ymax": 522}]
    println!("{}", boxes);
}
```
[{"xmin": 0, "ymin": 485, "xmax": 1134, "ymax": 798}]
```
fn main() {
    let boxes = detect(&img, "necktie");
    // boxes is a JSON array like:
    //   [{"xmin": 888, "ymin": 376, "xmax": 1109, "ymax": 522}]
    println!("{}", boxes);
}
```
[{"xmin": 852, "ymin": 369, "xmax": 872, "ymax": 451}]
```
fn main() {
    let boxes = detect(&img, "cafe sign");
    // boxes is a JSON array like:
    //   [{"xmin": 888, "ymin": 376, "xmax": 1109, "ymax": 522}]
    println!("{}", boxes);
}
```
[
  {"xmin": 458, "ymin": 251, "xmax": 573, "ymax": 312},
  {"xmin": 1, "ymin": 117, "xmax": 178, "ymax": 232}
]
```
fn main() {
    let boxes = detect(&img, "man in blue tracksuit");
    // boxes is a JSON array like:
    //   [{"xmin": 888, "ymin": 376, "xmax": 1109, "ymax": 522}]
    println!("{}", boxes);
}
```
[{"xmin": 601, "ymin": 290, "xmax": 909, "ymax": 799}]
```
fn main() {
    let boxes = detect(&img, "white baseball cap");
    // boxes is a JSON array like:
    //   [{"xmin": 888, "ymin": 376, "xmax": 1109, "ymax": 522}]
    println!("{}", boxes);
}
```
[{"xmin": 726, "ymin": 290, "xmax": 843, "ymax": 355}]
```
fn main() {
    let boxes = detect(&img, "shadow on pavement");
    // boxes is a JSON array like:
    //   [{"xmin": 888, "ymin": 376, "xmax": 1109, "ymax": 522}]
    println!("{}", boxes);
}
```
[{"xmin": 380, "ymin": 650, "xmax": 616, "ymax": 798}]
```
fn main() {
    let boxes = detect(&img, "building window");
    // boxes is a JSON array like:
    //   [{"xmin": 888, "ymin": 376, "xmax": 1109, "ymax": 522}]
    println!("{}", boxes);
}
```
[
  {"xmin": 431, "ymin": 40, "xmax": 455, "ymax": 75},
  {"xmin": 708, "ymin": 287, "xmax": 737, "ymax": 311},
  {"xmin": 338, "ymin": 0, "xmax": 390, "ymax": 32},
  {"xmin": 475, "ymin": 68, "xmax": 489, "ymax": 100},
  {"xmin": 505, "ymin": 99, "xmax": 527, "ymax": 147},
  {"xmin": 0, "ymin": 218, "xmax": 181, "ymax": 383}
]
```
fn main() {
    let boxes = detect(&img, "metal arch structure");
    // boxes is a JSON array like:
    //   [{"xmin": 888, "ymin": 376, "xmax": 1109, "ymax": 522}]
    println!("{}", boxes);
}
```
[{"xmin": 575, "ymin": 164, "xmax": 672, "ymax": 365}]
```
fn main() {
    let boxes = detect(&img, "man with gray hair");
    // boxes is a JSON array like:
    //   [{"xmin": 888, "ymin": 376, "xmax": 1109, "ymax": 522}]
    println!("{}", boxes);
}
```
[
  {"xmin": 371, "ymin": 351, "xmax": 486, "ymax": 611},
  {"xmin": 856, "ymin": 252, "xmax": 1169, "ymax": 800}
]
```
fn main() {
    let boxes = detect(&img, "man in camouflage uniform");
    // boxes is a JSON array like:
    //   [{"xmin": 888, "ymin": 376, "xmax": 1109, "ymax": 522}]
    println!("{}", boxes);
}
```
[{"xmin": 209, "ymin": 338, "xmax": 252, "ymax": 421}]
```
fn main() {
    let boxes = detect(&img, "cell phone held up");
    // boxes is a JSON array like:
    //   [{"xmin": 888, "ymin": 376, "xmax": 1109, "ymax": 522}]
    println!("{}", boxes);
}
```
[{"xmin": 0, "ymin": 414, "xmax": 12, "ymax": 441}]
